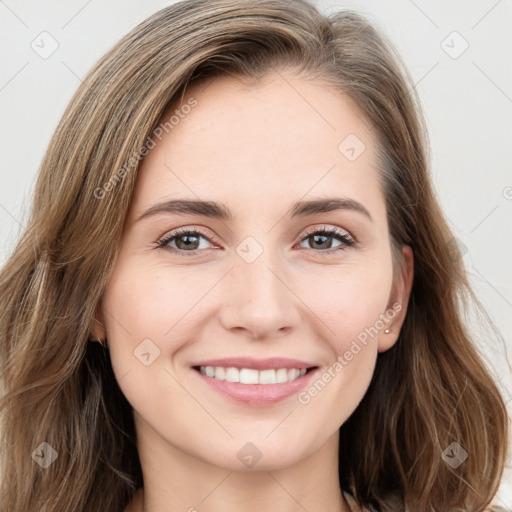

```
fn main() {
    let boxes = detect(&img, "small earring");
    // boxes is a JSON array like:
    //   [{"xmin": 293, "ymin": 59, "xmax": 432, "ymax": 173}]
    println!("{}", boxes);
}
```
[{"xmin": 384, "ymin": 328, "xmax": 391, "ymax": 334}]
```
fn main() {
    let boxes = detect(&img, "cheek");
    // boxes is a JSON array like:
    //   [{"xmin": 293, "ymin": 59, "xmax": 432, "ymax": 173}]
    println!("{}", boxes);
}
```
[
  {"xmin": 292, "ymin": 263, "xmax": 392, "ymax": 428},
  {"xmin": 100, "ymin": 259, "xmax": 207, "ymax": 411},
  {"xmin": 293, "ymin": 257, "xmax": 394, "ymax": 349},
  {"xmin": 100, "ymin": 258, "xmax": 224, "ymax": 388},
  {"xmin": 102, "ymin": 260, "xmax": 206, "ymax": 340}
]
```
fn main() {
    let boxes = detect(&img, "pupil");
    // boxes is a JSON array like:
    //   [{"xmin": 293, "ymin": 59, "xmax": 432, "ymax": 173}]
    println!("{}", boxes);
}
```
[
  {"xmin": 177, "ymin": 234, "xmax": 198, "ymax": 250},
  {"xmin": 312, "ymin": 234, "xmax": 331, "ymax": 249}
]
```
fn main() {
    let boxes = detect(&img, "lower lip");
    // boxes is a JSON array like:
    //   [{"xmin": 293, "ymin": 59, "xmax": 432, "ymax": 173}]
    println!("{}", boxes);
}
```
[{"xmin": 192, "ymin": 367, "xmax": 318, "ymax": 406}]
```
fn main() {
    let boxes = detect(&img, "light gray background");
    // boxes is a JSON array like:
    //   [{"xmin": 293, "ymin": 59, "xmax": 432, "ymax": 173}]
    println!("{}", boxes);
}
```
[{"xmin": 1, "ymin": 0, "xmax": 511, "ymax": 505}]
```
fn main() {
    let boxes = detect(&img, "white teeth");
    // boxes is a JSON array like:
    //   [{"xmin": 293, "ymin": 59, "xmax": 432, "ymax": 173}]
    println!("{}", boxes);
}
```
[
  {"xmin": 259, "ymin": 369, "xmax": 276, "ymax": 384},
  {"xmin": 240, "ymin": 368, "xmax": 259, "ymax": 384},
  {"xmin": 224, "ymin": 367, "xmax": 239, "ymax": 382},
  {"xmin": 276, "ymin": 368, "xmax": 288, "ymax": 383},
  {"xmin": 214, "ymin": 367, "xmax": 225, "ymax": 380},
  {"xmin": 288, "ymin": 368, "xmax": 299, "ymax": 380},
  {"xmin": 198, "ymin": 366, "xmax": 309, "ymax": 384}
]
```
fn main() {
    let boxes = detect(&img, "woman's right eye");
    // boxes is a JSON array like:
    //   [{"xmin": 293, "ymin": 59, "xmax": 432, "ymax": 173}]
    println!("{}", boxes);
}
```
[{"xmin": 156, "ymin": 228, "xmax": 216, "ymax": 254}]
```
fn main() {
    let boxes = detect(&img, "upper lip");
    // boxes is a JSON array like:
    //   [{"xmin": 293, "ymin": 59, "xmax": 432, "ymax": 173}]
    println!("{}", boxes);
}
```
[{"xmin": 192, "ymin": 357, "xmax": 318, "ymax": 371}]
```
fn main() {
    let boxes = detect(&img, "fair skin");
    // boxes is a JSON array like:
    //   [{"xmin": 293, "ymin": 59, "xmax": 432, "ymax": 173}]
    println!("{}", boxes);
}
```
[{"xmin": 92, "ymin": 70, "xmax": 413, "ymax": 512}]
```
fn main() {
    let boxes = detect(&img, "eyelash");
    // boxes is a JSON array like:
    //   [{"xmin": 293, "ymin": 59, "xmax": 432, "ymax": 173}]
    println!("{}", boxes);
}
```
[{"xmin": 154, "ymin": 225, "xmax": 356, "ymax": 256}]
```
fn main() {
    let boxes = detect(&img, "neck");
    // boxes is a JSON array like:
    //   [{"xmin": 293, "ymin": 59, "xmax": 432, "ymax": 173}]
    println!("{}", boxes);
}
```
[{"xmin": 135, "ymin": 424, "xmax": 351, "ymax": 512}]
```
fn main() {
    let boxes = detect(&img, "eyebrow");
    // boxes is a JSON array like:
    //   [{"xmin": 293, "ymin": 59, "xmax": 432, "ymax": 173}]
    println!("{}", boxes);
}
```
[{"xmin": 136, "ymin": 197, "xmax": 373, "ymax": 223}]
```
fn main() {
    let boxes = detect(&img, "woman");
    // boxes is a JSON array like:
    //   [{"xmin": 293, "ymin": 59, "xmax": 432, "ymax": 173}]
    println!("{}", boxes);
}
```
[{"xmin": 0, "ymin": 1, "xmax": 508, "ymax": 511}]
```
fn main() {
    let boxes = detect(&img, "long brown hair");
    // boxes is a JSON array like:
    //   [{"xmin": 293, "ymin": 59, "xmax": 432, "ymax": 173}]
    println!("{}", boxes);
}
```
[{"xmin": 0, "ymin": 1, "xmax": 508, "ymax": 511}]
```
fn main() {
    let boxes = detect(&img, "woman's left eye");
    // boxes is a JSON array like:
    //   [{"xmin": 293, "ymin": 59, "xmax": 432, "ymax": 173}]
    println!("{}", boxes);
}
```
[
  {"xmin": 155, "ymin": 226, "xmax": 356, "ymax": 255},
  {"xmin": 296, "ymin": 227, "xmax": 356, "ymax": 252}
]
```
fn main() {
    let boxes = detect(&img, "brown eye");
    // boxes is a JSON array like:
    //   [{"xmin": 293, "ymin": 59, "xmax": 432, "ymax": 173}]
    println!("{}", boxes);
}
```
[
  {"xmin": 157, "ymin": 229, "xmax": 215, "ymax": 253},
  {"xmin": 298, "ymin": 227, "xmax": 355, "ymax": 252},
  {"xmin": 174, "ymin": 232, "xmax": 201, "ymax": 250}
]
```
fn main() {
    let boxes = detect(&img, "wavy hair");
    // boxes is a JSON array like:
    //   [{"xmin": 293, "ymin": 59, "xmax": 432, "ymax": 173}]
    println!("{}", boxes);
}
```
[{"xmin": 0, "ymin": 0, "xmax": 508, "ymax": 511}]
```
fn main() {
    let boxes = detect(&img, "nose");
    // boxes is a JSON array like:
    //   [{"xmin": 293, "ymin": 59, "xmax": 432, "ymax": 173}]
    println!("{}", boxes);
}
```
[{"xmin": 218, "ymin": 254, "xmax": 301, "ymax": 340}]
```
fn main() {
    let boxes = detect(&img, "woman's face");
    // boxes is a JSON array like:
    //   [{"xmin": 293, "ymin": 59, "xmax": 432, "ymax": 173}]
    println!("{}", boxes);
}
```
[{"xmin": 96, "ymin": 71, "xmax": 413, "ymax": 472}]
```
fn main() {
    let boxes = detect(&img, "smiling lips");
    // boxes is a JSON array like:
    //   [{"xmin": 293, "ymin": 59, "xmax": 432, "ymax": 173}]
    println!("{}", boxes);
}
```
[{"xmin": 192, "ymin": 357, "xmax": 319, "ymax": 406}]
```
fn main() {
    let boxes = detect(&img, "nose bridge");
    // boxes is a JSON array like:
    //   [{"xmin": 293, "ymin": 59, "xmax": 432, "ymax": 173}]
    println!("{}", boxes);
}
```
[{"xmin": 219, "ymin": 244, "xmax": 300, "ymax": 338}]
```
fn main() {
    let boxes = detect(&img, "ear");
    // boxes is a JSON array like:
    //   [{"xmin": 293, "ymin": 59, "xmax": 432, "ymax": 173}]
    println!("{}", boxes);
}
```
[
  {"xmin": 378, "ymin": 245, "xmax": 414, "ymax": 353},
  {"xmin": 89, "ymin": 305, "xmax": 106, "ymax": 342}
]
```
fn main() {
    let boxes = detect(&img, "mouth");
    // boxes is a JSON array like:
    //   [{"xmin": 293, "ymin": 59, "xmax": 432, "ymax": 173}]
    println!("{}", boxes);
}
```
[{"xmin": 191, "ymin": 358, "xmax": 319, "ymax": 406}]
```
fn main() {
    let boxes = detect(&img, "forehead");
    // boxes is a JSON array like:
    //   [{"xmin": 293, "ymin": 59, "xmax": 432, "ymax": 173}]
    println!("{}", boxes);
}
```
[{"xmin": 130, "ymin": 71, "xmax": 386, "ymax": 228}]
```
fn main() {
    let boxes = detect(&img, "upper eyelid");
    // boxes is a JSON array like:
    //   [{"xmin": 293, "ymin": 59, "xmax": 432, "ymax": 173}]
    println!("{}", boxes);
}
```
[
  {"xmin": 301, "ymin": 224, "xmax": 354, "ymax": 240},
  {"xmin": 157, "ymin": 226, "xmax": 220, "ymax": 246}
]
